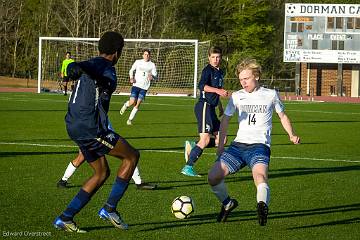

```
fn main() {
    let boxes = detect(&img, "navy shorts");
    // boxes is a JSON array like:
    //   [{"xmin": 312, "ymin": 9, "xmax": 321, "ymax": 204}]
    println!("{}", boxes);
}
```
[
  {"xmin": 130, "ymin": 86, "xmax": 147, "ymax": 101},
  {"xmin": 194, "ymin": 101, "xmax": 220, "ymax": 134},
  {"xmin": 218, "ymin": 142, "xmax": 271, "ymax": 174},
  {"xmin": 74, "ymin": 130, "xmax": 120, "ymax": 162}
]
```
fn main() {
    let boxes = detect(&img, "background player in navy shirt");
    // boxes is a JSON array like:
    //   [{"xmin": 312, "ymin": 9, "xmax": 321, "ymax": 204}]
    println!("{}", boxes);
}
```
[
  {"xmin": 181, "ymin": 46, "xmax": 228, "ymax": 177},
  {"xmin": 53, "ymin": 32, "xmax": 138, "ymax": 232}
]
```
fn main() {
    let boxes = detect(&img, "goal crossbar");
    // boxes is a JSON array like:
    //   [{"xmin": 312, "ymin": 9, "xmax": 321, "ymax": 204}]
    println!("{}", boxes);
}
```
[{"xmin": 38, "ymin": 37, "xmax": 200, "ymax": 97}]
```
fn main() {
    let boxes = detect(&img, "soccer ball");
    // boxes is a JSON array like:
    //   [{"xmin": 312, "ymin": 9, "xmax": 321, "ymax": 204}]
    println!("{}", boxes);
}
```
[
  {"xmin": 287, "ymin": 4, "xmax": 296, "ymax": 14},
  {"xmin": 171, "ymin": 196, "xmax": 194, "ymax": 219}
]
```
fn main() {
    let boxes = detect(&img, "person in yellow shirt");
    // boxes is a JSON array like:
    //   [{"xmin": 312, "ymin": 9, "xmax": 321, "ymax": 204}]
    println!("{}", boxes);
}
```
[{"xmin": 61, "ymin": 51, "xmax": 75, "ymax": 96}]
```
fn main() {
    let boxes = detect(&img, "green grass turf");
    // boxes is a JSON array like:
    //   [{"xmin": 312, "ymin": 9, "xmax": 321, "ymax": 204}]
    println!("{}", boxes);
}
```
[{"xmin": 0, "ymin": 92, "xmax": 359, "ymax": 239}]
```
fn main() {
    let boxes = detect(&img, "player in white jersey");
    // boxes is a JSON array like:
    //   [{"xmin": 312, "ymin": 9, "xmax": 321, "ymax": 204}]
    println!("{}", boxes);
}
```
[
  {"xmin": 208, "ymin": 58, "xmax": 300, "ymax": 225},
  {"xmin": 120, "ymin": 49, "xmax": 157, "ymax": 125}
]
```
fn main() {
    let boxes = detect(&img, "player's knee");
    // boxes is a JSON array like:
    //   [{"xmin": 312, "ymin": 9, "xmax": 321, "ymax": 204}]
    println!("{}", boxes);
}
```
[
  {"xmin": 208, "ymin": 174, "xmax": 222, "ymax": 186},
  {"xmin": 208, "ymin": 168, "xmax": 222, "ymax": 186},
  {"xmin": 253, "ymin": 173, "xmax": 267, "ymax": 185},
  {"xmin": 129, "ymin": 149, "xmax": 140, "ymax": 166}
]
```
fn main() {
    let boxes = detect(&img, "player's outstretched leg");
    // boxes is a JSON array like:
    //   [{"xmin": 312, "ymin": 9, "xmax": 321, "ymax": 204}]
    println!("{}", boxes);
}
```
[
  {"xmin": 257, "ymin": 201, "xmax": 268, "ymax": 226},
  {"xmin": 99, "ymin": 137, "xmax": 139, "ymax": 230},
  {"xmin": 54, "ymin": 156, "xmax": 110, "ymax": 233},
  {"xmin": 208, "ymin": 161, "xmax": 237, "ymax": 222}
]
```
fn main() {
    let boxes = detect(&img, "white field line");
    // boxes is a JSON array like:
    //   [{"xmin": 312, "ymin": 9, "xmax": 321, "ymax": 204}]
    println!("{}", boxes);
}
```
[
  {"xmin": 0, "ymin": 96, "xmax": 191, "ymax": 107},
  {"xmin": 1, "ymin": 96, "xmax": 360, "ymax": 114},
  {"xmin": 0, "ymin": 141, "xmax": 359, "ymax": 163}
]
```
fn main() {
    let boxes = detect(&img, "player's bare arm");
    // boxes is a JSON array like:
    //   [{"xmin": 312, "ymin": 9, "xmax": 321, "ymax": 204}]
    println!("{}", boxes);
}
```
[
  {"xmin": 277, "ymin": 111, "xmax": 300, "ymax": 144},
  {"xmin": 204, "ymin": 85, "xmax": 228, "ymax": 97},
  {"xmin": 217, "ymin": 115, "xmax": 231, "ymax": 156}
]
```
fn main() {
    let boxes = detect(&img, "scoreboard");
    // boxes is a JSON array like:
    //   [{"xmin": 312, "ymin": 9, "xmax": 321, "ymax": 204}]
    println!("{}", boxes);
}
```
[{"xmin": 283, "ymin": 3, "xmax": 360, "ymax": 64}]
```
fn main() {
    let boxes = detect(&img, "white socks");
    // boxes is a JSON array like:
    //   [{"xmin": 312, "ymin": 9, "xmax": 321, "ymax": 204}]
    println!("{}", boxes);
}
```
[
  {"xmin": 131, "ymin": 166, "xmax": 142, "ymax": 185},
  {"xmin": 210, "ymin": 180, "xmax": 229, "ymax": 203},
  {"xmin": 256, "ymin": 182, "xmax": 270, "ymax": 205},
  {"xmin": 125, "ymin": 101, "xmax": 130, "ymax": 107},
  {"xmin": 129, "ymin": 107, "xmax": 138, "ymax": 121},
  {"xmin": 62, "ymin": 162, "xmax": 77, "ymax": 181}
]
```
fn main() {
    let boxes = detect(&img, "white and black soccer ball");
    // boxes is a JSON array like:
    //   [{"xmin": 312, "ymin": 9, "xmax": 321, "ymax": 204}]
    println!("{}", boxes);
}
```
[
  {"xmin": 287, "ymin": 4, "xmax": 296, "ymax": 14},
  {"xmin": 171, "ymin": 196, "xmax": 194, "ymax": 219}
]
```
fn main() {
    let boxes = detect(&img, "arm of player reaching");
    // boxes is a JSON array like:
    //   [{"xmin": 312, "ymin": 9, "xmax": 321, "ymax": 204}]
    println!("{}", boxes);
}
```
[
  {"xmin": 277, "ymin": 111, "xmax": 300, "ymax": 144},
  {"xmin": 217, "ymin": 115, "xmax": 231, "ymax": 156},
  {"xmin": 204, "ymin": 85, "xmax": 228, "ymax": 97}
]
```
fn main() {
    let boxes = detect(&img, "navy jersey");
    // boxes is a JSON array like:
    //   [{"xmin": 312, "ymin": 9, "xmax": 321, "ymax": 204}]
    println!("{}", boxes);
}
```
[
  {"xmin": 65, "ymin": 57, "xmax": 117, "ymax": 140},
  {"xmin": 198, "ymin": 64, "xmax": 224, "ymax": 107}
]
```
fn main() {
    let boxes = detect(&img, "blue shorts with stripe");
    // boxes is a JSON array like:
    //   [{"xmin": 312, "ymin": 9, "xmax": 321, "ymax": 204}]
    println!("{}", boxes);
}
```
[
  {"xmin": 74, "ymin": 130, "xmax": 120, "ymax": 162},
  {"xmin": 218, "ymin": 142, "xmax": 271, "ymax": 174},
  {"xmin": 194, "ymin": 101, "xmax": 220, "ymax": 134},
  {"xmin": 130, "ymin": 86, "xmax": 147, "ymax": 101}
]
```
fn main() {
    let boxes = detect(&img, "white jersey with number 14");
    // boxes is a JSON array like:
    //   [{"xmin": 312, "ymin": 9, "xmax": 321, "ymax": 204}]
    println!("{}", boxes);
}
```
[{"xmin": 224, "ymin": 87, "xmax": 284, "ymax": 147}]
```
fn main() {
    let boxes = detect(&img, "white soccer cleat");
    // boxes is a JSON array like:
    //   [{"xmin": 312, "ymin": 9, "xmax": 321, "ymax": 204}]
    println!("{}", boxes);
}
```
[
  {"xmin": 120, "ymin": 104, "xmax": 127, "ymax": 115},
  {"xmin": 126, "ymin": 120, "xmax": 132, "ymax": 125}
]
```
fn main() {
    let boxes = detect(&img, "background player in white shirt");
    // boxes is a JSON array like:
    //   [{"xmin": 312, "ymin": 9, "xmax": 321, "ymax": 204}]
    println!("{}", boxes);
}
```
[
  {"xmin": 208, "ymin": 58, "xmax": 300, "ymax": 225},
  {"xmin": 120, "ymin": 49, "xmax": 157, "ymax": 125}
]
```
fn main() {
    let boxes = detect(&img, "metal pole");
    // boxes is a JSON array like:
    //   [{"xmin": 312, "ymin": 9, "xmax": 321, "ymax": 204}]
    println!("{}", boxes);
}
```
[
  {"xmin": 337, "ymin": 63, "xmax": 343, "ymax": 96},
  {"xmin": 295, "ymin": 62, "xmax": 300, "ymax": 96}
]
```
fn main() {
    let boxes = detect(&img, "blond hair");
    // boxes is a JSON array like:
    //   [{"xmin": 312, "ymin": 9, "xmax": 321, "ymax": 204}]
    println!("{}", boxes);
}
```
[{"xmin": 235, "ymin": 58, "xmax": 261, "ymax": 79}]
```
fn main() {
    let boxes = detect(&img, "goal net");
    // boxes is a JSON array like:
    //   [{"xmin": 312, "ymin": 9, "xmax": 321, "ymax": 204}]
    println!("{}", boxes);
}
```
[{"xmin": 38, "ymin": 37, "xmax": 210, "ymax": 97}]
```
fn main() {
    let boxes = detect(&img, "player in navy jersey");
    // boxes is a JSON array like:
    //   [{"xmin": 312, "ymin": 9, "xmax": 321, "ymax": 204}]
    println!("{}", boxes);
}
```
[
  {"xmin": 208, "ymin": 58, "xmax": 300, "ymax": 225},
  {"xmin": 181, "ymin": 46, "xmax": 228, "ymax": 177},
  {"xmin": 53, "ymin": 32, "xmax": 138, "ymax": 233}
]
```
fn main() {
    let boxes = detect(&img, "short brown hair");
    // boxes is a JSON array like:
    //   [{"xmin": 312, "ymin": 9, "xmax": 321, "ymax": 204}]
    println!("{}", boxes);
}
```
[
  {"xmin": 208, "ymin": 46, "xmax": 222, "ymax": 56},
  {"xmin": 235, "ymin": 58, "xmax": 261, "ymax": 79}
]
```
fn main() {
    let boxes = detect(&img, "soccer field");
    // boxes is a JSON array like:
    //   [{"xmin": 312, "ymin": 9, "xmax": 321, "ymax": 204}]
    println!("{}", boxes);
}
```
[{"xmin": 0, "ymin": 93, "xmax": 359, "ymax": 239}]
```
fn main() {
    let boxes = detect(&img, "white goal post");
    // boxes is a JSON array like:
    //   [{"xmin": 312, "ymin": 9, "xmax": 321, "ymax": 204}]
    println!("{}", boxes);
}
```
[{"xmin": 38, "ymin": 37, "xmax": 210, "ymax": 97}]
